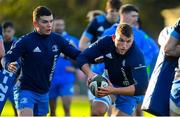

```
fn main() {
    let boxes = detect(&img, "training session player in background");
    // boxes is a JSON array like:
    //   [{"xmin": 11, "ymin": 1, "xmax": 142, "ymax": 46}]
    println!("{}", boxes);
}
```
[{"xmin": 49, "ymin": 17, "xmax": 79, "ymax": 116}]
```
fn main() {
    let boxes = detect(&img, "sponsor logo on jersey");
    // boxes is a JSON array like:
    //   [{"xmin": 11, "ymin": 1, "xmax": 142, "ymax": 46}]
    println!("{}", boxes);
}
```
[{"xmin": 33, "ymin": 47, "xmax": 41, "ymax": 52}]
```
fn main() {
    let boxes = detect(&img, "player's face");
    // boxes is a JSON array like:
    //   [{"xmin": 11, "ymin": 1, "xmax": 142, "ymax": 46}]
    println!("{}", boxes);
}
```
[
  {"xmin": 106, "ymin": 8, "xmax": 119, "ymax": 23},
  {"xmin": 113, "ymin": 32, "xmax": 133, "ymax": 55},
  {"xmin": 121, "ymin": 11, "xmax": 139, "ymax": 26},
  {"xmin": 34, "ymin": 15, "xmax": 53, "ymax": 35},
  {"xmin": 2, "ymin": 27, "xmax": 15, "ymax": 41},
  {"xmin": 52, "ymin": 19, "xmax": 65, "ymax": 34}
]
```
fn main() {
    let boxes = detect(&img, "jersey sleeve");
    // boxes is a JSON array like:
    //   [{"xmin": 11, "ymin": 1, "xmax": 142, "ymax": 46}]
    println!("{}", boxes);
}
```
[
  {"xmin": 77, "ymin": 37, "xmax": 107, "ymax": 68},
  {"xmin": 81, "ymin": 17, "xmax": 99, "ymax": 41},
  {"xmin": 59, "ymin": 36, "xmax": 81, "ymax": 60},
  {"xmin": 1, "ymin": 37, "xmax": 27, "ymax": 70},
  {"xmin": 131, "ymin": 53, "xmax": 148, "ymax": 95},
  {"xmin": 171, "ymin": 19, "xmax": 180, "ymax": 39},
  {"xmin": 101, "ymin": 24, "xmax": 117, "ymax": 37}
]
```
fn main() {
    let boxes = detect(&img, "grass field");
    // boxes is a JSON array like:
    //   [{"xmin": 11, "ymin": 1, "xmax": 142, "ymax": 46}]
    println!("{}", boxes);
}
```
[{"xmin": 1, "ymin": 95, "xmax": 154, "ymax": 116}]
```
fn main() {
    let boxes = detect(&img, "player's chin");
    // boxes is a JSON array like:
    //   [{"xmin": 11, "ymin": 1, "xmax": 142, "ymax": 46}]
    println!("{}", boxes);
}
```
[
  {"xmin": 119, "ymin": 51, "xmax": 126, "ymax": 55},
  {"xmin": 44, "ymin": 31, "xmax": 51, "ymax": 35}
]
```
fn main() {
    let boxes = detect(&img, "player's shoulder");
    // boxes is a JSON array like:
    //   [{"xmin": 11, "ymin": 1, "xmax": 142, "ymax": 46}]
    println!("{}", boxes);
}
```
[
  {"xmin": 98, "ymin": 35, "xmax": 113, "ymax": 45},
  {"xmin": 94, "ymin": 15, "xmax": 106, "ymax": 23},
  {"xmin": 129, "ymin": 43, "xmax": 144, "ymax": 61},
  {"xmin": 17, "ymin": 32, "xmax": 35, "ymax": 43},
  {"xmin": 158, "ymin": 26, "xmax": 173, "ymax": 46}
]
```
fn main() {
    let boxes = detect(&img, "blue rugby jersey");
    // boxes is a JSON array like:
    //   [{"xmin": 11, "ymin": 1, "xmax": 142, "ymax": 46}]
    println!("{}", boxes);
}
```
[
  {"xmin": 142, "ymin": 26, "xmax": 179, "ymax": 116},
  {"xmin": 82, "ymin": 15, "xmax": 118, "ymax": 43},
  {"xmin": 3, "ymin": 38, "xmax": 16, "ymax": 53},
  {"xmin": 53, "ymin": 31, "xmax": 79, "ymax": 83},
  {"xmin": 1, "ymin": 31, "xmax": 80, "ymax": 94},
  {"xmin": 77, "ymin": 36, "xmax": 148, "ymax": 95}
]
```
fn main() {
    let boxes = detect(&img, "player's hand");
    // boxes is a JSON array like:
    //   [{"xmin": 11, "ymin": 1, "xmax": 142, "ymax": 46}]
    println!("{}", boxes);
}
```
[
  {"xmin": 97, "ymin": 80, "xmax": 114, "ymax": 97},
  {"xmin": 7, "ymin": 61, "xmax": 18, "ymax": 73},
  {"xmin": 87, "ymin": 72, "xmax": 97, "ymax": 86}
]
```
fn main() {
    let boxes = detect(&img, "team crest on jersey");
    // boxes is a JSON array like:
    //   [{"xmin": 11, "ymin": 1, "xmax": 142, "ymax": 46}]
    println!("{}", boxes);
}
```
[{"xmin": 52, "ymin": 45, "xmax": 58, "ymax": 52}]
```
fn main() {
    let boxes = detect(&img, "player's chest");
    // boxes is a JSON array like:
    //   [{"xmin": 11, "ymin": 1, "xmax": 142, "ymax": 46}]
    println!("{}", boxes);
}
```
[{"xmin": 26, "ymin": 40, "xmax": 60, "ymax": 59}]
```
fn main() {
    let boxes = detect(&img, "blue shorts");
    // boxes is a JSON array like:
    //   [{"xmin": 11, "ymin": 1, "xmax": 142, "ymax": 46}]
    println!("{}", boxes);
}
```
[
  {"xmin": 8, "ymin": 87, "xmax": 15, "ymax": 104},
  {"xmin": 170, "ymin": 79, "xmax": 180, "ymax": 114},
  {"xmin": 14, "ymin": 89, "xmax": 49, "ymax": 116},
  {"xmin": 49, "ymin": 80, "xmax": 74, "ymax": 100},
  {"xmin": 94, "ymin": 95, "xmax": 141, "ymax": 115},
  {"xmin": 115, "ymin": 95, "xmax": 142, "ymax": 115},
  {"xmin": 136, "ymin": 95, "xmax": 144, "ymax": 104}
]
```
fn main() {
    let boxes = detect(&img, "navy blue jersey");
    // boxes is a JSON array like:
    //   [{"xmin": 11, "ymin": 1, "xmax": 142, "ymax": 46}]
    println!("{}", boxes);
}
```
[
  {"xmin": 77, "ymin": 36, "xmax": 148, "ymax": 95},
  {"xmin": 3, "ymin": 38, "xmax": 16, "ymax": 53},
  {"xmin": 174, "ymin": 18, "xmax": 180, "ymax": 34},
  {"xmin": 82, "ymin": 15, "xmax": 116, "ymax": 43},
  {"xmin": 1, "ymin": 31, "xmax": 80, "ymax": 94},
  {"xmin": 142, "ymin": 27, "xmax": 178, "ymax": 116}
]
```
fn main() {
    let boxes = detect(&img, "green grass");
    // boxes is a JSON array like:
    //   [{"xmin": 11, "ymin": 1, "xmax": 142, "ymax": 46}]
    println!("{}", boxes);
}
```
[
  {"xmin": 1, "ymin": 96, "xmax": 91, "ymax": 116},
  {"xmin": 1, "ymin": 96, "xmax": 154, "ymax": 116}
]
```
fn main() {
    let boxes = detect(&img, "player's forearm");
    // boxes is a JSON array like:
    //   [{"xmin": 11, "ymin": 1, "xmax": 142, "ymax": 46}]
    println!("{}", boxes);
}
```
[
  {"xmin": 79, "ymin": 36, "xmax": 90, "ymax": 51},
  {"xmin": 66, "ymin": 66, "xmax": 76, "ymax": 72},
  {"xmin": 112, "ymin": 85, "xmax": 135, "ymax": 96},
  {"xmin": 81, "ymin": 64, "xmax": 93, "ymax": 76},
  {"xmin": 0, "ymin": 41, "xmax": 5, "ymax": 58},
  {"xmin": 1, "ymin": 57, "xmax": 10, "ymax": 70}
]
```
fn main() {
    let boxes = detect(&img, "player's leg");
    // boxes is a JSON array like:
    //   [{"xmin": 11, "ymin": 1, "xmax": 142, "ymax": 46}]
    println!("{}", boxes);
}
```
[
  {"xmin": 34, "ymin": 93, "xmax": 49, "ymax": 116},
  {"xmin": 134, "ymin": 95, "xmax": 144, "ymax": 116},
  {"xmin": 61, "ymin": 96, "xmax": 72, "ymax": 116},
  {"xmin": 49, "ymin": 80, "xmax": 58, "ymax": 116},
  {"xmin": 18, "ymin": 108, "xmax": 33, "ymax": 116},
  {"xmin": 14, "ymin": 89, "xmax": 34, "ymax": 116},
  {"xmin": 8, "ymin": 87, "xmax": 18, "ymax": 116},
  {"xmin": 112, "ymin": 95, "xmax": 139, "ymax": 116},
  {"xmin": 91, "ymin": 95, "xmax": 112, "ymax": 116},
  {"xmin": 87, "ymin": 89, "xmax": 95, "ymax": 115},
  {"xmin": 60, "ymin": 82, "xmax": 74, "ymax": 116},
  {"xmin": 49, "ymin": 99, "xmax": 57, "ymax": 116},
  {"xmin": 135, "ymin": 103, "xmax": 143, "ymax": 116}
]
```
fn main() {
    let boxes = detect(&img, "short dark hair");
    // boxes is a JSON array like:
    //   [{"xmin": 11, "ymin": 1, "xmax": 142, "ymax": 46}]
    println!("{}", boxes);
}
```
[
  {"xmin": 2, "ymin": 21, "xmax": 14, "ymax": 30},
  {"xmin": 120, "ymin": 4, "xmax": 139, "ymax": 14},
  {"xmin": 33, "ymin": 6, "xmax": 52, "ymax": 21},
  {"xmin": 106, "ymin": 0, "xmax": 122, "ymax": 11},
  {"xmin": 116, "ymin": 23, "xmax": 132, "ymax": 38}
]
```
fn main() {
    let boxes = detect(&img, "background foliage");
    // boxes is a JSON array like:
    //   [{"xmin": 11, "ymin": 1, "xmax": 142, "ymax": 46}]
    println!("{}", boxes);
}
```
[{"xmin": 0, "ymin": 0, "xmax": 179, "ymax": 39}]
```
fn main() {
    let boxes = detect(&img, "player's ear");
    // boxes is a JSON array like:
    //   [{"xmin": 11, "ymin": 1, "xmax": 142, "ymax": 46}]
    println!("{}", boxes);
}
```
[
  {"xmin": 33, "ymin": 20, "xmax": 38, "ymax": 28},
  {"xmin": 112, "ymin": 34, "xmax": 115, "ymax": 42}
]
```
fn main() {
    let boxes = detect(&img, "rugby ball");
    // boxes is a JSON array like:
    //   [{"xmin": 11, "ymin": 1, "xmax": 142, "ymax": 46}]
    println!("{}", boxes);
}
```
[{"xmin": 89, "ymin": 75, "xmax": 109, "ymax": 97}]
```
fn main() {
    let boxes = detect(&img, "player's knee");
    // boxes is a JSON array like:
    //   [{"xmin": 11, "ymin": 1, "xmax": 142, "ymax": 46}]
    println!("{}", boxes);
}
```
[
  {"xmin": 18, "ymin": 108, "xmax": 33, "ymax": 116},
  {"xmin": 91, "ymin": 101, "xmax": 107, "ymax": 116}
]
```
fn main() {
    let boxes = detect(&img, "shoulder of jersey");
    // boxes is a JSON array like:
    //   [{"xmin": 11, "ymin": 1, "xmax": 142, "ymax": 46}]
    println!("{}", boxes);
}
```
[{"xmin": 95, "ymin": 15, "xmax": 106, "ymax": 23}]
